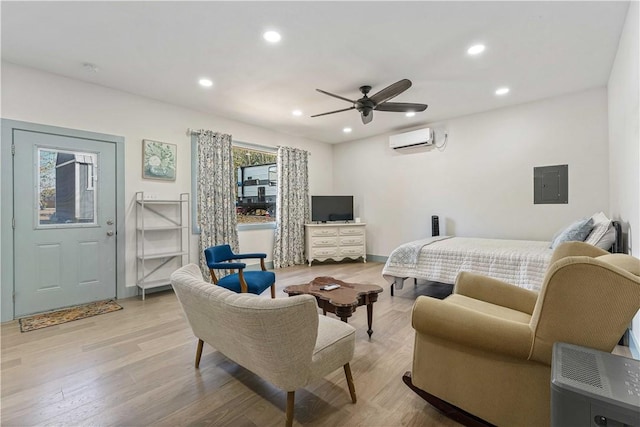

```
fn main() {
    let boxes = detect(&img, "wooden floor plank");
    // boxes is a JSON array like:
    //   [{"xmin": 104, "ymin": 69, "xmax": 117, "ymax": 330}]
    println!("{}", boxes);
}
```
[{"xmin": 0, "ymin": 262, "xmax": 459, "ymax": 426}]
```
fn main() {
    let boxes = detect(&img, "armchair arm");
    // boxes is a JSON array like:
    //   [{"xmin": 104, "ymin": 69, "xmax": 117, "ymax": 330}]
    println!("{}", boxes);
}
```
[
  {"xmin": 454, "ymin": 272, "xmax": 538, "ymax": 314},
  {"xmin": 209, "ymin": 262, "xmax": 246, "ymax": 270},
  {"xmin": 232, "ymin": 252, "xmax": 267, "ymax": 260},
  {"xmin": 232, "ymin": 252, "xmax": 268, "ymax": 271},
  {"xmin": 412, "ymin": 296, "xmax": 533, "ymax": 359}
]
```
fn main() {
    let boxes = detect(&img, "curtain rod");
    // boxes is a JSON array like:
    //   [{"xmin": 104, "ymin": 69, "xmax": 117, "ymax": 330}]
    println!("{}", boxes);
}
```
[{"xmin": 187, "ymin": 129, "xmax": 310, "ymax": 155}]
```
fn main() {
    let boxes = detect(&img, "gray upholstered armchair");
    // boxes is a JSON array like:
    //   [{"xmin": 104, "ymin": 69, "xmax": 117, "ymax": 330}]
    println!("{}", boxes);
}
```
[
  {"xmin": 171, "ymin": 264, "xmax": 357, "ymax": 427},
  {"xmin": 405, "ymin": 242, "xmax": 640, "ymax": 426}
]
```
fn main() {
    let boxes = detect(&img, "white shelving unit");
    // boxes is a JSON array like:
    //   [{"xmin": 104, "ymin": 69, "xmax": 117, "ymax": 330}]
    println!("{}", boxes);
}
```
[{"xmin": 135, "ymin": 192, "xmax": 190, "ymax": 300}]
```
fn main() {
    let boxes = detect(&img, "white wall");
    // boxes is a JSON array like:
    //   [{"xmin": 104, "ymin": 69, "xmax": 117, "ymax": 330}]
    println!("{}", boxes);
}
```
[
  {"xmin": 333, "ymin": 88, "xmax": 610, "ymax": 257},
  {"xmin": 608, "ymin": 1, "xmax": 639, "ymax": 258},
  {"xmin": 1, "ymin": 62, "xmax": 333, "ymax": 291},
  {"xmin": 607, "ymin": 2, "xmax": 640, "ymax": 356}
]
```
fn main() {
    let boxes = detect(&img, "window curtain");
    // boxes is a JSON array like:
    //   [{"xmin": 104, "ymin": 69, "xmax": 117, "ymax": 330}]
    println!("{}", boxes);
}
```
[
  {"xmin": 273, "ymin": 146, "xmax": 310, "ymax": 268},
  {"xmin": 196, "ymin": 130, "xmax": 239, "ymax": 276}
]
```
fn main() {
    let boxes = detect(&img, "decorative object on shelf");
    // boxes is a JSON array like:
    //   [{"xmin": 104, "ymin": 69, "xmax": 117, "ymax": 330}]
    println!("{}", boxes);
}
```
[
  {"xmin": 142, "ymin": 139, "xmax": 177, "ymax": 181},
  {"xmin": 136, "ymin": 192, "xmax": 190, "ymax": 299}
]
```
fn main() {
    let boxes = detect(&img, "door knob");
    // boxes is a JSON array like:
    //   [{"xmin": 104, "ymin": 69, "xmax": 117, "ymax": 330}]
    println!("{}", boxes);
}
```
[{"xmin": 107, "ymin": 230, "xmax": 114, "ymax": 236}]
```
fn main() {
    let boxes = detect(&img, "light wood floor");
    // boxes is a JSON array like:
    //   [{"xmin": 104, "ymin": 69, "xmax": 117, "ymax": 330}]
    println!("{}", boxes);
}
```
[{"xmin": 2, "ymin": 261, "xmax": 464, "ymax": 426}]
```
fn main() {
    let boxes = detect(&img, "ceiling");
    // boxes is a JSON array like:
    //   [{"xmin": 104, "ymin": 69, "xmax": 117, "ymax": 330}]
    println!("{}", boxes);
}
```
[{"xmin": 1, "ymin": 1, "xmax": 630, "ymax": 144}]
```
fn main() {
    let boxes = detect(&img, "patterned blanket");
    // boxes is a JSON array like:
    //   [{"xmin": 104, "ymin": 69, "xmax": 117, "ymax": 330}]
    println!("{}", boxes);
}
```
[
  {"xmin": 382, "ymin": 237, "xmax": 553, "ymax": 292},
  {"xmin": 385, "ymin": 236, "xmax": 453, "ymax": 268}
]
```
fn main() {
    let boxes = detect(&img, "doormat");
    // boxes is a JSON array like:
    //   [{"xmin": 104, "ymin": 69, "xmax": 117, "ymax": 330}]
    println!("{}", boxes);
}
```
[{"xmin": 19, "ymin": 300, "xmax": 123, "ymax": 332}]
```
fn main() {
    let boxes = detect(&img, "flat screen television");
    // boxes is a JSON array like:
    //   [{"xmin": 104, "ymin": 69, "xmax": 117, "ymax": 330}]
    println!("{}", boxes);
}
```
[{"xmin": 311, "ymin": 196, "xmax": 354, "ymax": 222}]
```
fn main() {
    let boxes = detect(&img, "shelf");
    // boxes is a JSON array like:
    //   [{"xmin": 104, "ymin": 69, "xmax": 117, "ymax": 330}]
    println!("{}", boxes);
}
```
[
  {"xmin": 137, "ymin": 225, "xmax": 187, "ymax": 231},
  {"xmin": 136, "ymin": 199, "xmax": 185, "ymax": 205},
  {"xmin": 136, "ymin": 191, "xmax": 190, "ymax": 300},
  {"xmin": 137, "ymin": 251, "xmax": 188, "ymax": 260},
  {"xmin": 137, "ymin": 279, "xmax": 172, "ymax": 289}
]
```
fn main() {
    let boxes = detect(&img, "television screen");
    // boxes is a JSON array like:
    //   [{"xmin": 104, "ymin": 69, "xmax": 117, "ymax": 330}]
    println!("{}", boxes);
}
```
[{"xmin": 311, "ymin": 196, "xmax": 354, "ymax": 222}]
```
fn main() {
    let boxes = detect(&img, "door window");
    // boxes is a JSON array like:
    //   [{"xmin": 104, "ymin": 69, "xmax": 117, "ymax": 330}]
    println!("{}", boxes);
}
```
[{"xmin": 38, "ymin": 147, "xmax": 97, "ymax": 226}]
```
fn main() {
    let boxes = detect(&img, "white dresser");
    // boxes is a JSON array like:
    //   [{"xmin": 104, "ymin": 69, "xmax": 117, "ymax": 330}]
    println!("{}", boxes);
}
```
[{"xmin": 305, "ymin": 223, "xmax": 366, "ymax": 266}]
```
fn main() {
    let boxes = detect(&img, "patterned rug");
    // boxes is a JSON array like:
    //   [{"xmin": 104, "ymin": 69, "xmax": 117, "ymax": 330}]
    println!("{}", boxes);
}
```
[{"xmin": 19, "ymin": 300, "xmax": 123, "ymax": 332}]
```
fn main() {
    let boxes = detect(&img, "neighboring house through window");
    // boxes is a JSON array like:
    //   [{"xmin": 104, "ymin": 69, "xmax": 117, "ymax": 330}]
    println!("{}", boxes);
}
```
[
  {"xmin": 191, "ymin": 135, "xmax": 277, "ymax": 232},
  {"xmin": 233, "ymin": 146, "xmax": 277, "ymax": 225}
]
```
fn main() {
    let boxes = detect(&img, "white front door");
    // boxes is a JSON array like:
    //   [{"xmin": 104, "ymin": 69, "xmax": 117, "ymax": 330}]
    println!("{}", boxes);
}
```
[{"xmin": 13, "ymin": 129, "xmax": 117, "ymax": 316}]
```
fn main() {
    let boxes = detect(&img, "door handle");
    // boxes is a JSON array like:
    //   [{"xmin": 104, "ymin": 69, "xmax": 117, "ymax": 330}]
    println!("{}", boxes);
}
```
[{"xmin": 106, "ymin": 230, "xmax": 114, "ymax": 236}]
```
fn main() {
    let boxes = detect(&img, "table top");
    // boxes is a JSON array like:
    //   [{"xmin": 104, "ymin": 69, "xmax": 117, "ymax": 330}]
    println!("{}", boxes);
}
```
[{"xmin": 283, "ymin": 276, "xmax": 383, "ymax": 308}]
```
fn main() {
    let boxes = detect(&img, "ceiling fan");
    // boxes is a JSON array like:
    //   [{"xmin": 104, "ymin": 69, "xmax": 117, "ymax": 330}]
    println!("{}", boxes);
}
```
[{"xmin": 311, "ymin": 79, "xmax": 428, "ymax": 124}]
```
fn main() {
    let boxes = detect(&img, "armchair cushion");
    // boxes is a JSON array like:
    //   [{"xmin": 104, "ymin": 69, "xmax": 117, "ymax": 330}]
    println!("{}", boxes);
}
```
[
  {"xmin": 454, "ymin": 271, "xmax": 538, "ymax": 314},
  {"xmin": 217, "ymin": 271, "xmax": 276, "ymax": 294},
  {"xmin": 310, "ymin": 315, "xmax": 356, "ymax": 381},
  {"xmin": 412, "ymin": 295, "xmax": 533, "ymax": 359}
]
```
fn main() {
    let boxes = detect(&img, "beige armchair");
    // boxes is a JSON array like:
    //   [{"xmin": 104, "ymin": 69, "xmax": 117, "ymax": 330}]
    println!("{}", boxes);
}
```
[
  {"xmin": 170, "ymin": 264, "xmax": 357, "ymax": 427},
  {"xmin": 405, "ymin": 242, "xmax": 640, "ymax": 426}
]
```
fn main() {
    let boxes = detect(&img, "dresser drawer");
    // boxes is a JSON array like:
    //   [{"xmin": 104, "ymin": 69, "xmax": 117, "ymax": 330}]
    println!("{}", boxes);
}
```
[
  {"xmin": 340, "ymin": 235, "xmax": 364, "ymax": 246},
  {"xmin": 311, "ymin": 237, "xmax": 338, "ymax": 247},
  {"xmin": 339, "ymin": 246, "xmax": 364, "ymax": 257},
  {"xmin": 309, "ymin": 227, "xmax": 339, "ymax": 237},
  {"xmin": 339, "ymin": 227, "xmax": 364, "ymax": 236},
  {"xmin": 311, "ymin": 247, "xmax": 339, "ymax": 257}
]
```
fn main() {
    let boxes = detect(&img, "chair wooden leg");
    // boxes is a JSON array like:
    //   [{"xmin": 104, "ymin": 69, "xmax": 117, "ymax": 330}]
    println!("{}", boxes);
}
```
[
  {"xmin": 195, "ymin": 339, "xmax": 204, "ymax": 368},
  {"xmin": 270, "ymin": 284, "xmax": 276, "ymax": 299},
  {"xmin": 286, "ymin": 391, "xmax": 295, "ymax": 427},
  {"xmin": 344, "ymin": 363, "xmax": 357, "ymax": 403}
]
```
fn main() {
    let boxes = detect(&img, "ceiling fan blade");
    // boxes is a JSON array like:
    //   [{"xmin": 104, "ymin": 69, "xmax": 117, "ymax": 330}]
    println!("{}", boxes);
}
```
[
  {"xmin": 361, "ymin": 110, "xmax": 373, "ymax": 124},
  {"xmin": 375, "ymin": 102, "xmax": 428, "ymax": 112},
  {"xmin": 369, "ymin": 79, "xmax": 412, "ymax": 105},
  {"xmin": 311, "ymin": 106, "xmax": 356, "ymax": 118},
  {"xmin": 316, "ymin": 89, "xmax": 356, "ymax": 104}
]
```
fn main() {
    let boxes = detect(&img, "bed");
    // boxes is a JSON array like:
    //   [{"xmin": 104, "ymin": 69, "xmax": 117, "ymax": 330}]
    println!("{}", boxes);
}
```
[{"xmin": 382, "ymin": 220, "xmax": 622, "ymax": 295}]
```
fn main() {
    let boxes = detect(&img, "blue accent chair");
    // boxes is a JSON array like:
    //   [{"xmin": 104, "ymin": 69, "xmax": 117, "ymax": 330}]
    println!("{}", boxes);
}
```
[{"xmin": 203, "ymin": 244, "xmax": 276, "ymax": 298}]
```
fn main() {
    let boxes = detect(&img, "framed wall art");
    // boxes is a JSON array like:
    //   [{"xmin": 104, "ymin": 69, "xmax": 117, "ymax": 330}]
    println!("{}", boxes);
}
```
[{"xmin": 142, "ymin": 139, "xmax": 176, "ymax": 181}]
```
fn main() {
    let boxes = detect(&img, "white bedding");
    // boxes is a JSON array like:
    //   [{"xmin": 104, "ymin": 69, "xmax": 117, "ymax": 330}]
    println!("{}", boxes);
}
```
[{"xmin": 382, "ymin": 236, "xmax": 553, "ymax": 292}]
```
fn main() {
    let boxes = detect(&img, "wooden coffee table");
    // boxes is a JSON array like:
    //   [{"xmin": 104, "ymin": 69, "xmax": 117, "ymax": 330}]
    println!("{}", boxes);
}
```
[{"xmin": 283, "ymin": 276, "xmax": 383, "ymax": 338}]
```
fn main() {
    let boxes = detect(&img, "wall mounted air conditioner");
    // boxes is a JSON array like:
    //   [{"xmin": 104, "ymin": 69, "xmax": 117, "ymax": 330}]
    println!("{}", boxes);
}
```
[{"xmin": 389, "ymin": 128, "xmax": 434, "ymax": 150}]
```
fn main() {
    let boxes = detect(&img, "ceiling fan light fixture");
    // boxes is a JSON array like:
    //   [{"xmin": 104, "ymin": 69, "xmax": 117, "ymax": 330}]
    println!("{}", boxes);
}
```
[
  {"xmin": 343, "ymin": 127, "xmax": 352, "ymax": 133},
  {"xmin": 495, "ymin": 87, "xmax": 510, "ymax": 96},
  {"xmin": 312, "ymin": 79, "xmax": 427, "ymax": 125},
  {"xmin": 405, "ymin": 112, "xmax": 416, "ymax": 117},
  {"xmin": 263, "ymin": 30, "xmax": 281, "ymax": 43},
  {"xmin": 292, "ymin": 109, "xmax": 303, "ymax": 116},
  {"xmin": 467, "ymin": 44, "xmax": 486, "ymax": 55}
]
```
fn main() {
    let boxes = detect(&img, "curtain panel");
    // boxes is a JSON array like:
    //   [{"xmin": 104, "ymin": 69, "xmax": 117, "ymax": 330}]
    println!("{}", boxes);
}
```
[
  {"xmin": 273, "ymin": 146, "xmax": 310, "ymax": 268},
  {"xmin": 196, "ymin": 130, "xmax": 239, "ymax": 277}
]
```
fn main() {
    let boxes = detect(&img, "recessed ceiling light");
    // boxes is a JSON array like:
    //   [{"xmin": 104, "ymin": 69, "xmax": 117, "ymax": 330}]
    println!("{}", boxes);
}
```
[
  {"xmin": 199, "ymin": 78, "xmax": 213, "ymax": 88},
  {"xmin": 467, "ymin": 44, "xmax": 486, "ymax": 55},
  {"xmin": 405, "ymin": 112, "xmax": 416, "ymax": 117},
  {"xmin": 343, "ymin": 127, "xmax": 352, "ymax": 133},
  {"xmin": 495, "ymin": 87, "xmax": 510, "ymax": 96},
  {"xmin": 263, "ymin": 31, "xmax": 281, "ymax": 43},
  {"xmin": 292, "ymin": 109, "xmax": 303, "ymax": 117}
]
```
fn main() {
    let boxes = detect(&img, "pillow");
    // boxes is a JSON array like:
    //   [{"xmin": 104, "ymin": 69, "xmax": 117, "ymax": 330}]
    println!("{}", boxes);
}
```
[
  {"xmin": 584, "ymin": 211, "xmax": 612, "ymax": 246},
  {"xmin": 593, "ymin": 224, "xmax": 616, "ymax": 250},
  {"xmin": 550, "ymin": 218, "xmax": 595, "ymax": 249}
]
